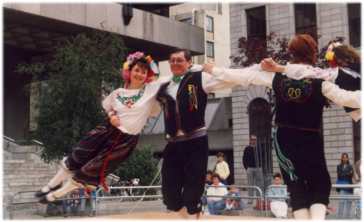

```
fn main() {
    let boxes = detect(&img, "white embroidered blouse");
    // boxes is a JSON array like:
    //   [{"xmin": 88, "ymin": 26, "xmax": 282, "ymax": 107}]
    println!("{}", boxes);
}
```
[{"xmin": 102, "ymin": 76, "xmax": 171, "ymax": 135}]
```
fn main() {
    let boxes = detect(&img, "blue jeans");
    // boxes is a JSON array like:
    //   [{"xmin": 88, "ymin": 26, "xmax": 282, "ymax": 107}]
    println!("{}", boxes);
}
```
[
  {"xmin": 207, "ymin": 200, "xmax": 226, "ymax": 215},
  {"xmin": 337, "ymin": 190, "xmax": 353, "ymax": 219}
]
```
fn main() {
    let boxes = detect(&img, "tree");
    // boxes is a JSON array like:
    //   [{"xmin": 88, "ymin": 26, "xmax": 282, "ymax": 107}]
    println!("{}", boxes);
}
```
[
  {"xmin": 230, "ymin": 32, "xmax": 342, "ymax": 68},
  {"xmin": 113, "ymin": 145, "xmax": 159, "ymax": 186},
  {"xmin": 16, "ymin": 32, "xmax": 128, "ymax": 162}
]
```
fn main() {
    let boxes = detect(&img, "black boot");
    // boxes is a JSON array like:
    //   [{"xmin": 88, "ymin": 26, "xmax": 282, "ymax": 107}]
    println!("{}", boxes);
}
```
[
  {"xmin": 38, "ymin": 195, "xmax": 52, "ymax": 204},
  {"xmin": 35, "ymin": 184, "xmax": 62, "ymax": 198}
]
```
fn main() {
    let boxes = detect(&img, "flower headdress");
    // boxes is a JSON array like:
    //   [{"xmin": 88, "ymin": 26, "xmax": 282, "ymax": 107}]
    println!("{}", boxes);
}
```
[
  {"xmin": 325, "ymin": 41, "xmax": 343, "ymax": 67},
  {"xmin": 121, "ymin": 51, "xmax": 159, "ymax": 85}
]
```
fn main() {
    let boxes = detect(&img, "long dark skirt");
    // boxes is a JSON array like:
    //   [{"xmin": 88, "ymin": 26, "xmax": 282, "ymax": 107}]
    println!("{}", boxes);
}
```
[{"xmin": 64, "ymin": 122, "xmax": 139, "ymax": 188}]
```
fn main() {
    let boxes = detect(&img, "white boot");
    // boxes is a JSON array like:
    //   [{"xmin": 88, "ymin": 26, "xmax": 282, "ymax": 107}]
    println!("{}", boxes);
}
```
[
  {"xmin": 42, "ymin": 159, "xmax": 73, "ymax": 192},
  {"xmin": 310, "ymin": 203, "xmax": 326, "ymax": 220},
  {"xmin": 46, "ymin": 178, "xmax": 84, "ymax": 201},
  {"xmin": 293, "ymin": 208, "xmax": 310, "ymax": 219}
]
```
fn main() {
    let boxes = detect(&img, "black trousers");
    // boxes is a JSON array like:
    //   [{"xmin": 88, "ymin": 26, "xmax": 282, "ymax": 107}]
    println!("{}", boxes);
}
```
[
  {"xmin": 274, "ymin": 127, "xmax": 331, "ymax": 211},
  {"xmin": 162, "ymin": 135, "xmax": 209, "ymax": 214},
  {"xmin": 65, "ymin": 123, "xmax": 139, "ymax": 186}
]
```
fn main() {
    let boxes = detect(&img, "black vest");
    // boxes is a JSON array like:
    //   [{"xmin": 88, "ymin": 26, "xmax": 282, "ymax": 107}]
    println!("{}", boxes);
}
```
[
  {"xmin": 157, "ymin": 71, "xmax": 207, "ymax": 137},
  {"xmin": 272, "ymin": 73, "xmax": 327, "ymax": 130},
  {"xmin": 335, "ymin": 67, "xmax": 361, "ymax": 113}
]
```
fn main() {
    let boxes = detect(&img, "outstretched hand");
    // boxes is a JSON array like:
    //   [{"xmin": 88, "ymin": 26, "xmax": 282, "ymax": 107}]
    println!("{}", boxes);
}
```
[
  {"xmin": 260, "ymin": 58, "xmax": 283, "ymax": 73},
  {"xmin": 109, "ymin": 115, "xmax": 121, "ymax": 127},
  {"xmin": 202, "ymin": 63, "xmax": 215, "ymax": 74}
]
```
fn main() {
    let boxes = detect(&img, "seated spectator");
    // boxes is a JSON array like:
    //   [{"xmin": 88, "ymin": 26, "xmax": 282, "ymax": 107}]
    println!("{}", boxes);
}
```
[
  {"xmin": 266, "ymin": 173, "xmax": 288, "ymax": 218},
  {"xmin": 225, "ymin": 185, "xmax": 245, "ymax": 214},
  {"xmin": 201, "ymin": 170, "xmax": 214, "ymax": 206},
  {"xmin": 206, "ymin": 173, "xmax": 228, "ymax": 215},
  {"xmin": 206, "ymin": 170, "xmax": 213, "ymax": 185}
]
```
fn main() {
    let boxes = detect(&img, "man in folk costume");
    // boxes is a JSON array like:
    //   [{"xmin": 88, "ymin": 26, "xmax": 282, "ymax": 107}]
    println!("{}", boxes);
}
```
[
  {"xmin": 202, "ymin": 34, "xmax": 360, "ymax": 219},
  {"xmin": 157, "ymin": 49, "xmax": 237, "ymax": 219}
]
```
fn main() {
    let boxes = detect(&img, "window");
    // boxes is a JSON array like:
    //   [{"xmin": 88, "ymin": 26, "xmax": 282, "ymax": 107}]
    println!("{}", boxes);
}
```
[
  {"xmin": 348, "ymin": 3, "xmax": 361, "ymax": 47},
  {"xmin": 206, "ymin": 15, "xmax": 214, "ymax": 32},
  {"xmin": 206, "ymin": 41, "xmax": 214, "ymax": 58},
  {"xmin": 294, "ymin": 3, "xmax": 318, "ymax": 40},
  {"xmin": 246, "ymin": 6, "xmax": 267, "ymax": 49}
]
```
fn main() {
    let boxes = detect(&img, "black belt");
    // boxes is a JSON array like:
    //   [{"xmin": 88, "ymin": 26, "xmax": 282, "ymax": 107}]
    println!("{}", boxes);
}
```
[
  {"xmin": 276, "ymin": 123, "xmax": 321, "ymax": 133},
  {"xmin": 166, "ymin": 129, "xmax": 207, "ymax": 143}
]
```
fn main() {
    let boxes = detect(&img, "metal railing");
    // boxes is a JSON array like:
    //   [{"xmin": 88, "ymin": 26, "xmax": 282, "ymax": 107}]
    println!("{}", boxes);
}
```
[
  {"xmin": 6, "ymin": 183, "xmax": 362, "ymax": 219},
  {"xmin": 203, "ymin": 185, "xmax": 265, "ymax": 216}
]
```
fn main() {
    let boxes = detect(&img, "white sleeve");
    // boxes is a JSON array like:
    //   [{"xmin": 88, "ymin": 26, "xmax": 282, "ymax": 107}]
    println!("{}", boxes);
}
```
[
  {"xmin": 223, "ymin": 162, "xmax": 230, "ymax": 178},
  {"xmin": 284, "ymin": 64, "xmax": 338, "ymax": 81},
  {"xmin": 202, "ymin": 71, "xmax": 239, "ymax": 93},
  {"xmin": 322, "ymin": 81, "xmax": 361, "ymax": 109},
  {"xmin": 210, "ymin": 64, "xmax": 274, "ymax": 89},
  {"xmin": 102, "ymin": 90, "xmax": 117, "ymax": 114}
]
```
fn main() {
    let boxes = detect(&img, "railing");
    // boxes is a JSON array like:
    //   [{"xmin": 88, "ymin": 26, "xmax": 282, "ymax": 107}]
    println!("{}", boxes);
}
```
[
  {"xmin": 203, "ymin": 185, "xmax": 265, "ymax": 217},
  {"xmin": 6, "ymin": 183, "xmax": 362, "ymax": 219},
  {"xmin": 3, "ymin": 135, "xmax": 44, "ymax": 154}
]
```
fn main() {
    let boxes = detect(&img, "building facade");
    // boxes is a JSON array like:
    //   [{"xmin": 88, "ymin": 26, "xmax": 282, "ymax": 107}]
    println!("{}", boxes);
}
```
[{"xmin": 230, "ymin": 3, "xmax": 361, "ymax": 186}]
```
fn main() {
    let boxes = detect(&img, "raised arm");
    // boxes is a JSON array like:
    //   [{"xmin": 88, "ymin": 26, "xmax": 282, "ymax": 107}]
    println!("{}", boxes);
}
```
[
  {"xmin": 203, "ymin": 63, "xmax": 274, "ymax": 90},
  {"xmin": 261, "ymin": 58, "xmax": 338, "ymax": 81}
]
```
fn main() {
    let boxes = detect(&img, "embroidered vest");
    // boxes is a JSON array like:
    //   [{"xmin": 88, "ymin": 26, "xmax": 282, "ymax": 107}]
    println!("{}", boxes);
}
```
[
  {"xmin": 157, "ymin": 71, "xmax": 207, "ymax": 137},
  {"xmin": 273, "ymin": 73, "xmax": 327, "ymax": 130}
]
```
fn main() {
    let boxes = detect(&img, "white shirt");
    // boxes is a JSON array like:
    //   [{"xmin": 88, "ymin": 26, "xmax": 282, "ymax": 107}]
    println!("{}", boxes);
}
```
[
  {"xmin": 102, "ymin": 76, "xmax": 171, "ymax": 135},
  {"xmin": 206, "ymin": 182, "xmax": 228, "ymax": 202},
  {"xmin": 214, "ymin": 161, "xmax": 230, "ymax": 180},
  {"xmin": 165, "ymin": 65, "xmax": 237, "ymax": 135},
  {"xmin": 166, "ymin": 64, "xmax": 237, "ymax": 100},
  {"xmin": 284, "ymin": 64, "xmax": 361, "ymax": 121},
  {"xmin": 211, "ymin": 64, "xmax": 361, "ymax": 113}
]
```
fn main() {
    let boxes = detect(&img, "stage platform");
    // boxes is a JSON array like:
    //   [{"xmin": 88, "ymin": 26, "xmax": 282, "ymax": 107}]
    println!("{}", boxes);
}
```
[{"xmin": 99, "ymin": 211, "xmax": 276, "ymax": 220}]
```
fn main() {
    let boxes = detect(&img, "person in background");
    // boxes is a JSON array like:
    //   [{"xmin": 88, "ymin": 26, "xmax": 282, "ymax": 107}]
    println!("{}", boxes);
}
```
[
  {"xmin": 206, "ymin": 170, "xmax": 214, "ymax": 186},
  {"xmin": 242, "ymin": 134, "xmax": 264, "ymax": 205},
  {"xmin": 206, "ymin": 173, "xmax": 228, "ymax": 215},
  {"xmin": 214, "ymin": 152, "xmax": 230, "ymax": 184},
  {"xmin": 266, "ymin": 173, "xmax": 288, "ymax": 218},
  {"xmin": 224, "ymin": 185, "xmax": 245, "ymax": 215},
  {"xmin": 336, "ymin": 153, "xmax": 354, "ymax": 219}
]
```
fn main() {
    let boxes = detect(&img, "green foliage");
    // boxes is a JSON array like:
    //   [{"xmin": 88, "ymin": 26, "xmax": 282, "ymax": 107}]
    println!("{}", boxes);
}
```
[
  {"xmin": 16, "ymin": 32, "xmax": 128, "ymax": 162},
  {"xmin": 114, "ymin": 145, "xmax": 159, "ymax": 186}
]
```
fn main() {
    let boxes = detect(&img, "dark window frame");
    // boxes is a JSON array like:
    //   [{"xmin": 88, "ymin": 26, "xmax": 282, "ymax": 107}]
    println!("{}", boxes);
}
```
[
  {"xmin": 246, "ymin": 6, "xmax": 267, "ymax": 51},
  {"xmin": 294, "ymin": 3, "xmax": 318, "ymax": 41},
  {"xmin": 206, "ymin": 15, "xmax": 214, "ymax": 33},
  {"xmin": 206, "ymin": 41, "xmax": 215, "ymax": 58},
  {"xmin": 348, "ymin": 3, "xmax": 361, "ymax": 48}
]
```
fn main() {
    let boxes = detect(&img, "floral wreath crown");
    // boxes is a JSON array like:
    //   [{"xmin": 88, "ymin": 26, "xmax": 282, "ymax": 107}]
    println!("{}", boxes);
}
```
[
  {"xmin": 121, "ymin": 51, "xmax": 159, "ymax": 84},
  {"xmin": 325, "ymin": 41, "xmax": 343, "ymax": 67}
]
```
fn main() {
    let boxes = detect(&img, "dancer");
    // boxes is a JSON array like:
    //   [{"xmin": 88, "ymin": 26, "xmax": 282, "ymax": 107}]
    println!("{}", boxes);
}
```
[
  {"xmin": 157, "ymin": 49, "xmax": 238, "ymax": 219},
  {"xmin": 202, "ymin": 34, "xmax": 360, "ymax": 219},
  {"xmin": 35, "ymin": 52, "xmax": 169, "ymax": 203},
  {"xmin": 261, "ymin": 41, "xmax": 361, "ymax": 121}
]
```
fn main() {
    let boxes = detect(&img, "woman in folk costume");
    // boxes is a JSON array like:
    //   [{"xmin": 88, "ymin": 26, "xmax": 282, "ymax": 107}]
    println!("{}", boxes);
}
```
[
  {"xmin": 35, "ymin": 52, "xmax": 169, "ymax": 203},
  {"xmin": 202, "ymin": 34, "xmax": 361, "ymax": 219},
  {"xmin": 262, "ymin": 41, "xmax": 361, "ymax": 121}
]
